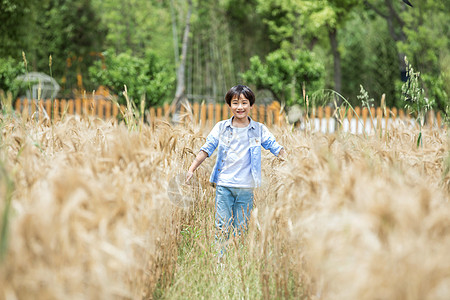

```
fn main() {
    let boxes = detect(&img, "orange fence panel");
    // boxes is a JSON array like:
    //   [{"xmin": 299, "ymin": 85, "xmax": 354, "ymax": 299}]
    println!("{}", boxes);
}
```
[
  {"xmin": 222, "ymin": 103, "xmax": 228, "ymax": 120},
  {"xmin": 112, "ymin": 103, "xmax": 119, "ymax": 118},
  {"xmin": 11, "ymin": 98, "xmax": 447, "ymax": 131},
  {"xmin": 149, "ymin": 107, "xmax": 155, "ymax": 124},
  {"xmin": 208, "ymin": 103, "xmax": 214, "ymax": 128},
  {"xmin": 193, "ymin": 102, "xmax": 199, "ymax": 124},
  {"xmin": 105, "ymin": 101, "xmax": 111, "ymax": 119},
  {"xmin": 200, "ymin": 103, "xmax": 206, "ymax": 126},
  {"xmin": 68, "ymin": 99, "xmax": 74, "ymax": 115},
  {"xmin": 53, "ymin": 99, "xmax": 59, "ymax": 121},
  {"xmin": 437, "ymin": 111, "xmax": 442, "ymax": 128},
  {"xmin": 215, "ymin": 104, "xmax": 221, "ymax": 123},
  {"xmin": 259, "ymin": 105, "xmax": 265, "ymax": 123}
]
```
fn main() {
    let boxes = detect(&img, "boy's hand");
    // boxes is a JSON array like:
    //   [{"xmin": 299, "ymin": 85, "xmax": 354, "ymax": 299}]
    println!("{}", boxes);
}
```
[{"xmin": 185, "ymin": 171, "xmax": 194, "ymax": 184}]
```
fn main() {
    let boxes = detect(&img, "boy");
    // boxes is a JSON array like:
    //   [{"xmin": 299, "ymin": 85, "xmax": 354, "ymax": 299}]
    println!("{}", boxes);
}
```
[{"xmin": 186, "ymin": 85, "xmax": 285, "ymax": 242}]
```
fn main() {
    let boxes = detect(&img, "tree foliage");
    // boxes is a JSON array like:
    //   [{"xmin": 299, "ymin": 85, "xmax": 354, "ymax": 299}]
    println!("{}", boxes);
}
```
[
  {"xmin": 0, "ymin": 0, "xmax": 40, "ymax": 58},
  {"xmin": 242, "ymin": 49, "xmax": 324, "ymax": 106},
  {"xmin": 0, "ymin": 57, "xmax": 26, "ymax": 97},
  {"xmin": 88, "ymin": 50, "xmax": 175, "ymax": 107},
  {"xmin": 0, "ymin": 0, "xmax": 448, "ymax": 109}
]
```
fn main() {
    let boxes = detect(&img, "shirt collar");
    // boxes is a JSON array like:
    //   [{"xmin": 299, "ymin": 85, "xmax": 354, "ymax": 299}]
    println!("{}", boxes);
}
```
[{"xmin": 225, "ymin": 116, "xmax": 256, "ymax": 129}]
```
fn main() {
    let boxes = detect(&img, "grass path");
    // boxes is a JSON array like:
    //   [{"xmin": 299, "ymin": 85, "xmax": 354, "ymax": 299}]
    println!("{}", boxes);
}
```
[{"xmin": 155, "ymin": 220, "xmax": 264, "ymax": 299}]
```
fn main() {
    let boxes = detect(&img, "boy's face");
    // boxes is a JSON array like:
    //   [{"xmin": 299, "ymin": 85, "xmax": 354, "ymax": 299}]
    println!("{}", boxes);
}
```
[{"xmin": 229, "ymin": 94, "xmax": 253, "ymax": 120}]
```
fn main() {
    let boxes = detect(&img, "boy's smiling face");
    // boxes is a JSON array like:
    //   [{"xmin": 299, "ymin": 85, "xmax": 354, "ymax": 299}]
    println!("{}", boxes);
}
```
[{"xmin": 229, "ymin": 94, "xmax": 253, "ymax": 121}]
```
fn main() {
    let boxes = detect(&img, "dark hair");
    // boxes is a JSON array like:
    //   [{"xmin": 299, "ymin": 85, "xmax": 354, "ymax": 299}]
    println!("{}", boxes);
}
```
[{"xmin": 225, "ymin": 85, "xmax": 255, "ymax": 106}]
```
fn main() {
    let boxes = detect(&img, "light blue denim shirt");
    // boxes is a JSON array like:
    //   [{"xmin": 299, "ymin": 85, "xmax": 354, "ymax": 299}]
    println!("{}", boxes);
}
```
[{"xmin": 200, "ymin": 117, "xmax": 283, "ymax": 187}]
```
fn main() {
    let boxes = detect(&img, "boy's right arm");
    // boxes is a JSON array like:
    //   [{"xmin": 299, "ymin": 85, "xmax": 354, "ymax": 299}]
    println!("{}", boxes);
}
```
[
  {"xmin": 186, "ymin": 122, "xmax": 221, "ymax": 182},
  {"xmin": 186, "ymin": 150, "xmax": 209, "ymax": 182}
]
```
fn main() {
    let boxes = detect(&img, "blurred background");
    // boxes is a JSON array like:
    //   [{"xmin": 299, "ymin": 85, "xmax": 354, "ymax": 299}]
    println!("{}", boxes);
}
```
[{"xmin": 0, "ymin": 0, "xmax": 448, "ymax": 111}]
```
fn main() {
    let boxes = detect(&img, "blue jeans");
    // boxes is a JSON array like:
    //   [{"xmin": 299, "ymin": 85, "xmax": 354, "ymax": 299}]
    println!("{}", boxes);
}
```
[{"xmin": 215, "ymin": 185, "xmax": 254, "ymax": 239}]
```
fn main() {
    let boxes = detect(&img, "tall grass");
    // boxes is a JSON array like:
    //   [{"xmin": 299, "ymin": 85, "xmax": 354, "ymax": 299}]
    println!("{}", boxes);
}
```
[
  {"xmin": 0, "ymin": 109, "xmax": 448, "ymax": 299},
  {"xmin": 0, "ymin": 114, "xmax": 192, "ymax": 298}
]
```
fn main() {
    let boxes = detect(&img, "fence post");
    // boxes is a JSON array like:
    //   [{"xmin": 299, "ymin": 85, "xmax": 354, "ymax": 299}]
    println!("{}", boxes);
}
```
[
  {"xmin": 275, "ymin": 108, "xmax": 280, "ymax": 126},
  {"xmin": 317, "ymin": 106, "xmax": 323, "ymax": 132},
  {"xmin": 399, "ymin": 109, "xmax": 405, "ymax": 122},
  {"xmin": 347, "ymin": 106, "xmax": 353, "ymax": 133},
  {"xmin": 74, "ymin": 99, "xmax": 80, "ymax": 115},
  {"xmin": 310, "ymin": 106, "xmax": 315, "ymax": 131},
  {"xmin": 90, "ymin": 98, "xmax": 96, "ymax": 116},
  {"xmin": 112, "ymin": 102, "xmax": 119, "ymax": 118},
  {"xmin": 163, "ymin": 103, "xmax": 170, "ymax": 120},
  {"xmin": 105, "ymin": 101, "xmax": 111, "ymax": 119},
  {"xmin": 391, "ymin": 107, "xmax": 397, "ymax": 129},
  {"xmin": 267, "ymin": 106, "xmax": 273, "ymax": 127},
  {"xmin": 44, "ymin": 99, "xmax": 51, "ymax": 119},
  {"xmin": 82, "ymin": 98, "xmax": 88, "ymax": 116},
  {"xmin": 149, "ymin": 107, "xmax": 155, "ymax": 124},
  {"xmin": 30, "ymin": 99, "xmax": 36, "ymax": 118},
  {"xmin": 215, "ymin": 103, "xmax": 221, "ymax": 122},
  {"xmin": 362, "ymin": 107, "xmax": 368, "ymax": 134},
  {"xmin": 222, "ymin": 103, "xmax": 228, "ymax": 120},
  {"xmin": 325, "ymin": 106, "xmax": 331, "ymax": 133},
  {"xmin": 259, "ymin": 105, "xmax": 265, "ymax": 123},
  {"xmin": 354, "ymin": 106, "xmax": 360, "ymax": 133},
  {"xmin": 338, "ymin": 106, "xmax": 345, "ymax": 131},
  {"xmin": 22, "ymin": 98, "xmax": 28, "ymax": 120},
  {"xmin": 68, "ymin": 99, "xmax": 74, "ymax": 115},
  {"xmin": 38, "ymin": 99, "xmax": 44, "ymax": 121},
  {"xmin": 156, "ymin": 107, "xmax": 163, "ymax": 119},
  {"xmin": 376, "ymin": 107, "xmax": 382, "ymax": 134},
  {"xmin": 15, "ymin": 98, "xmax": 21, "ymax": 112},
  {"xmin": 384, "ymin": 108, "xmax": 390, "ymax": 131},
  {"xmin": 54, "ymin": 99, "xmax": 60, "ymax": 121},
  {"xmin": 208, "ymin": 103, "xmax": 214, "ymax": 127},
  {"xmin": 60, "ymin": 99, "xmax": 67, "ymax": 119},
  {"xmin": 193, "ymin": 102, "xmax": 199, "ymax": 124},
  {"xmin": 200, "ymin": 103, "xmax": 206, "ymax": 126},
  {"xmin": 98, "ymin": 99, "xmax": 104, "ymax": 119}
]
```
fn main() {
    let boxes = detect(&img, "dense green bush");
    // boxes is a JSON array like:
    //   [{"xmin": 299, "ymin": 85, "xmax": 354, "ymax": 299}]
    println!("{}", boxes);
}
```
[
  {"xmin": 89, "ymin": 50, "xmax": 175, "ymax": 107},
  {"xmin": 0, "ymin": 57, "xmax": 26, "ymax": 99},
  {"xmin": 241, "ymin": 49, "xmax": 324, "ymax": 106}
]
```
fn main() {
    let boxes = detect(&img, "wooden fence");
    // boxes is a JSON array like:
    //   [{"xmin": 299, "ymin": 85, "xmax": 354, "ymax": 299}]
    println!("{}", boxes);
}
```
[{"xmin": 14, "ymin": 98, "xmax": 446, "ymax": 133}]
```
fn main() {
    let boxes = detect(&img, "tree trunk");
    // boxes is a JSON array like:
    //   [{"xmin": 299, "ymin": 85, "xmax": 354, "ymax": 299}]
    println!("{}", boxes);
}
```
[
  {"xmin": 170, "ymin": 0, "xmax": 179, "ymax": 66},
  {"xmin": 171, "ymin": 0, "xmax": 192, "ymax": 121},
  {"xmin": 385, "ymin": 0, "xmax": 408, "ymax": 80},
  {"xmin": 366, "ymin": 0, "xmax": 408, "ymax": 80},
  {"xmin": 328, "ymin": 27, "xmax": 342, "ymax": 95}
]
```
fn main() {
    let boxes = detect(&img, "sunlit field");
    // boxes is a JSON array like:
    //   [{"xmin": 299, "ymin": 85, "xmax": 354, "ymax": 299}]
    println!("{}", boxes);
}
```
[{"xmin": 0, "ymin": 113, "xmax": 449, "ymax": 299}]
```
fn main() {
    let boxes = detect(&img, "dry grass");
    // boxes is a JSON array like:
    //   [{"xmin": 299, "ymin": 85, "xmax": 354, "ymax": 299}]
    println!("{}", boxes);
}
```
[
  {"xmin": 0, "ymin": 112, "xmax": 448, "ymax": 299},
  {"xmin": 0, "ymin": 115, "xmax": 197, "ymax": 299}
]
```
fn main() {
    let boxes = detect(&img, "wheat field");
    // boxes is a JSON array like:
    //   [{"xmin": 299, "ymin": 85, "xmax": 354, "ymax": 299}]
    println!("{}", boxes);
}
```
[{"xmin": 0, "ymin": 113, "xmax": 449, "ymax": 299}]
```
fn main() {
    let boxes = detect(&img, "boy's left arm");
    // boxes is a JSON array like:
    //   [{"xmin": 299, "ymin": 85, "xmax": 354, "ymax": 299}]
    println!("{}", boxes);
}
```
[{"xmin": 260, "ymin": 125, "xmax": 285, "ymax": 157}]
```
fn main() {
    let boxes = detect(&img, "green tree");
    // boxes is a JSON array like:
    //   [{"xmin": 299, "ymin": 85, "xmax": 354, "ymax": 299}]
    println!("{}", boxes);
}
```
[
  {"xmin": 340, "ymin": 12, "xmax": 399, "ymax": 107},
  {"xmin": 92, "ymin": 0, "xmax": 173, "ymax": 60},
  {"xmin": 397, "ymin": 0, "xmax": 449, "ymax": 111},
  {"xmin": 88, "ymin": 50, "xmax": 175, "ymax": 107},
  {"xmin": 33, "ymin": 0, "xmax": 107, "ymax": 94},
  {"xmin": 0, "ymin": 57, "xmax": 26, "ymax": 98},
  {"xmin": 0, "ymin": 0, "xmax": 40, "ymax": 58},
  {"xmin": 256, "ymin": 0, "xmax": 359, "ymax": 95},
  {"xmin": 364, "ymin": 0, "xmax": 449, "ymax": 110},
  {"xmin": 242, "ymin": 49, "xmax": 324, "ymax": 106}
]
